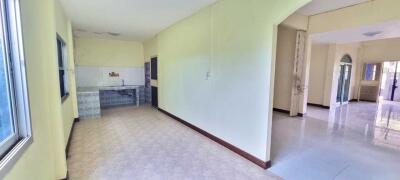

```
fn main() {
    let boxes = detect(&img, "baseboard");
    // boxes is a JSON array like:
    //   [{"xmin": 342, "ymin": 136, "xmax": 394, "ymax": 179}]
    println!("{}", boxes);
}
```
[
  {"xmin": 158, "ymin": 108, "xmax": 271, "ymax": 169},
  {"xmin": 273, "ymin": 108, "xmax": 290, "ymax": 114},
  {"xmin": 273, "ymin": 108, "xmax": 305, "ymax": 117},
  {"xmin": 349, "ymin": 99, "xmax": 359, "ymax": 102},
  {"xmin": 65, "ymin": 118, "xmax": 80, "ymax": 159},
  {"xmin": 61, "ymin": 171, "xmax": 69, "ymax": 180},
  {"xmin": 358, "ymin": 99, "xmax": 376, "ymax": 102},
  {"xmin": 307, "ymin": 103, "xmax": 330, "ymax": 109}
]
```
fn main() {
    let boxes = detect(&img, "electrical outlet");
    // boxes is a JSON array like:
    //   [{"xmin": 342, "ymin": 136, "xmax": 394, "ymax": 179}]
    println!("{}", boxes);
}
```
[{"xmin": 206, "ymin": 71, "xmax": 211, "ymax": 80}]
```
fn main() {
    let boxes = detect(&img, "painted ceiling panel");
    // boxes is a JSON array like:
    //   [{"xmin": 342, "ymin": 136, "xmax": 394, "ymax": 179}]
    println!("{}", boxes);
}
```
[
  {"xmin": 298, "ymin": 0, "xmax": 371, "ymax": 16},
  {"xmin": 60, "ymin": 0, "xmax": 217, "ymax": 41}
]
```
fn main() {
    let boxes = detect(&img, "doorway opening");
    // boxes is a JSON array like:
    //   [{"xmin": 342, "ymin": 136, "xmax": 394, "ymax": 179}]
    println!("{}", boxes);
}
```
[
  {"xmin": 150, "ymin": 56, "xmax": 158, "ymax": 108},
  {"xmin": 336, "ymin": 55, "xmax": 352, "ymax": 105},
  {"xmin": 380, "ymin": 61, "xmax": 400, "ymax": 102}
]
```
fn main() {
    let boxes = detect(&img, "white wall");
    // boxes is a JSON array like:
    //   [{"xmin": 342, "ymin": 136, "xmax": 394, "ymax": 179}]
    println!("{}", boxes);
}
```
[
  {"xmin": 273, "ymin": 25, "xmax": 297, "ymax": 111},
  {"xmin": 75, "ymin": 66, "xmax": 144, "ymax": 87},
  {"xmin": 308, "ymin": 42, "xmax": 360, "ymax": 107},
  {"xmin": 308, "ymin": 44, "xmax": 328, "ymax": 105},
  {"xmin": 308, "ymin": 38, "xmax": 400, "ymax": 106},
  {"xmin": 361, "ymin": 37, "xmax": 400, "ymax": 62},
  {"xmin": 354, "ymin": 38, "xmax": 400, "ymax": 100}
]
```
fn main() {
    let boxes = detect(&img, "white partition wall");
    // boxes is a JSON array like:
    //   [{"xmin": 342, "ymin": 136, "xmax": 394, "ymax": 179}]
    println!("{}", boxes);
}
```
[{"xmin": 75, "ymin": 66, "xmax": 145, "ymax": 87}]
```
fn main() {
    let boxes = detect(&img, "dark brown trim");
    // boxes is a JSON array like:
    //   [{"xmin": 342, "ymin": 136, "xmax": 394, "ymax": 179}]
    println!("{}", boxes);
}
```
[
  {"xmin": 65, "ymin": 118, "xmax": 79, "ymax": 158},
  {"xmin": 61, "ymin": 172, "xmax": 69, "ymax": 180},
  {"xmin": 359, "ymin": 99, "xmax": 377, "ymax": 103},
  {"xmin": 158, "ymin": 108, "xmax": 271, "ymax": 169},
  {"xmin": 273, "ymin": 108, "xmax": 290, "ymax": 114},
  {"xmin": 273, "ymin": 108, "xmax": 304, "ymax": 117},
  {"xmin": 307, "ymin": 103, "xmax": 330, "ymax": 109}
]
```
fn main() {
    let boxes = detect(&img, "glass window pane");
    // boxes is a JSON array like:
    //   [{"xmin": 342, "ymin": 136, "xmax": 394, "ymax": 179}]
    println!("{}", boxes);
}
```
[
  {"xmin": 57, "ymin": 38, "xmax": 68, "ymax": 98},
  {"xmin": 0, "ymin": 39, "xmax": 14, "ymax": 142},
  {"xmin": 365, "ymin": 64, "xmax": 376, "ymax": 81}
]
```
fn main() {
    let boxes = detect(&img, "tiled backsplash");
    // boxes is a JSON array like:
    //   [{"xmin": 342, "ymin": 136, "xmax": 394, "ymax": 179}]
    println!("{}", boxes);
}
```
[
  {"xmin": 77, "ymin": 91, "xmax": 101, "ymax": 119},
  {"xmin": 100, "ymin": 87, "xmax": 145, "ymax": 108},
  {"xmin": 76, "ymin": 66, "xmax": 145, "ymax": 87}
]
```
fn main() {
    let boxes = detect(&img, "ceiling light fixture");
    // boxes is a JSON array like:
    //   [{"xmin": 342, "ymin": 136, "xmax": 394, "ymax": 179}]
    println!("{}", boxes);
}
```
[
  {"xmin": 75, "ymin": 29, "xmax": 87, "ymax": 32},
  {"xmin": 107, "ymin": 32, "xmax": 121, "ymax": 36},
  {"xmin": 363, "ymin": 31, "xmax": 383, "ymax": 37}
]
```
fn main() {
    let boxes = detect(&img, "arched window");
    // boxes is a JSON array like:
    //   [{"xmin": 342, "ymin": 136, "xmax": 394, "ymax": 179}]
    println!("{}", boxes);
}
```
[{"xmin": 341, "ymin": 54, "xmax": 352, "ymax": 64}]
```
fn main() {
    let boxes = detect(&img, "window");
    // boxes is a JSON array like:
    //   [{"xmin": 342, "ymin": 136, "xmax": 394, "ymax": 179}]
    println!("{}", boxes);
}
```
[
  {"xmin": 364, "ymin": 63, "xmax": 378, "ymax": 81},
  {"xmin": 151, "ymin": 57, "xmax": 157, "ymax": 80},
  {"xmin": 0, "ymin": 0, "xmax": 32, "ymax": 177},
  {"xmin": 0, "ymin": 17, "xmax": 15, "ymax": 158},
  {"xmin": 57, "ymin": 36, "xmax": 68, "ymax": 99}
]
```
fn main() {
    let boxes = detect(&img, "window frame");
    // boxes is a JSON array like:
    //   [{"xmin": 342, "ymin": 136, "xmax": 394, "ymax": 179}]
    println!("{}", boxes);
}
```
[
  {"xmin": 0, "ymin": 6, "xmax": 19, "ymax": 159},
  {"xmin": 0, "ymin": 0, "xmax": 33, "ymax": 178},
  {"xmin": 364, "ymin": 63, "xmax": 378, "ymax": 81},
  {"xmin": 56, "ymin": 34, "xmax": 69, "ymax": 101}
]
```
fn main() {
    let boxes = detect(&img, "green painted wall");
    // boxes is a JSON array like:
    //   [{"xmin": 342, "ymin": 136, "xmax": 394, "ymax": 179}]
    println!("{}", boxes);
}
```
[
  {"xmin": 55, "ymin": 0, "xmax": 79, "ymax": 147},
  {"xmin": 4, "ymin": 0, "xmax": 73, "ymax": 179},
  {"xmin": 74, "ymin": 37, "xmax": 144, "ymax": 67},
  {"xmin": 144, "ymin": 37, "xmax": 158, "ymax": 62},
  {"xmin": 156, "ymin": 0, "xmax": 310, "ymax": 161}
]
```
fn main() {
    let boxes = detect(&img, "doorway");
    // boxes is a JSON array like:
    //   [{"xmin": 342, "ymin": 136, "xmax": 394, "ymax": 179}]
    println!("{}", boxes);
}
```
[
  {"xmin": 380, "ymin": 61, "xmax": 400, "ymax": 101},
  {"xmin": 336, "ymin": 55, "xmax": 352, "ymax": 104},
  {"xmin": 151, "ymin": 57, "xmax": 158, "ymax": 108}
]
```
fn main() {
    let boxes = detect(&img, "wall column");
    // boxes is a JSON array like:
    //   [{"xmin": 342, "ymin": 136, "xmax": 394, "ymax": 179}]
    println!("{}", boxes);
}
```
[{"xmin": 290, "ymin": 30, "xmax": 307, "ymax": 116}]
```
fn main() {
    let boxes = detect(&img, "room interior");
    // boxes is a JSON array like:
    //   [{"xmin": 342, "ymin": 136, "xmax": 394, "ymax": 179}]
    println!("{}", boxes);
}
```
[
  {"xmin": 1, "ymin": 0, "xmax": 400, "ymax": 179},
  {"xmin": 271, "ymin": 1, "xmax": 400, "ymax": 179}
]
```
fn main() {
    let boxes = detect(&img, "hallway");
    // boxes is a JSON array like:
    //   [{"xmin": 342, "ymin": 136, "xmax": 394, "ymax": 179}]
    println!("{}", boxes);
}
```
[
  {"xmin": 270, "ymin": 102, "xmax": 400, "ymax": 180},
  {"xmin": 67, "ymin": 106, "xmax": 280, "ymax": 180}
]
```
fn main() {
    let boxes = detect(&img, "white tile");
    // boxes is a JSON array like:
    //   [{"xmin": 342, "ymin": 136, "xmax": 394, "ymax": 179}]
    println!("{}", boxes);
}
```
[
  {"xmin": 67, "ymin": 106, "xmax": 282, "ymax": 180},
  {"xmin": 270, "ymin": 101, "xmax": 400, "ymax": 180}
]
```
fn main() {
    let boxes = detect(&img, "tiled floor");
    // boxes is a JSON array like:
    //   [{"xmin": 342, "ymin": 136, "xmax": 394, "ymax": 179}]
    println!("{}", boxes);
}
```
[
  {"xmin": 68, "ymin": 101, "xmax": 400, "ymax": 180},
  {"xmin": 270, "ymin": 101, "xmax": 400, "ymax": 180},
  {"xmin": 67, "ymin": 105, "xmax": 280, "ymax": 180}
]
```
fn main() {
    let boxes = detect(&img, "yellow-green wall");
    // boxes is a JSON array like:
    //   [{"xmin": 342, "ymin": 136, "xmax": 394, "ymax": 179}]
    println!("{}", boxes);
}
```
[
  {"xmin": 55, "ymin": 0, "xmax": 79, "ymax": 147},
  {"xmin": 75, "ymin": 37, "xmax": 144, "ymax": 67},
  {"xmin": 155, "ymin": 0, "xmax": 310, "ymax": 161},
  {"xmin": 4, "ymin": 0, "xmax": 74, "ymax": 179},
  {"xmin": 144, "ymin": 37, "xmax": 158, "ymax": 62}
]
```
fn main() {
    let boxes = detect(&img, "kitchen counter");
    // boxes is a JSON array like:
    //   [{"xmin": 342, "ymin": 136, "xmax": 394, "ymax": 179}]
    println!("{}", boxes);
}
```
[
  {"xmin": 77, "ymin": 85, "xmax": 143, "ymax": 119},
  {"xmin": 78, "ymin": 85, "xmax": 141, "ymax": 92}
]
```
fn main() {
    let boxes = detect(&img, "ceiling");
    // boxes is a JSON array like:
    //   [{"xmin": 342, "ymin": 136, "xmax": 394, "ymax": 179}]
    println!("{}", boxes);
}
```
[
  {"xmin": 60, "ymin": 0, "xmax": 376, "ymax": 41},
  {"xmin": 60, "ymin": 0, "xmax": 217, "ymax": 41},
  {"xmin": 297, "ymin": 0, "xmax": 371, "ymax": 16},
  {"xmin": 311, "ymin": 21, "xmax": 400, "ymax": 44}
]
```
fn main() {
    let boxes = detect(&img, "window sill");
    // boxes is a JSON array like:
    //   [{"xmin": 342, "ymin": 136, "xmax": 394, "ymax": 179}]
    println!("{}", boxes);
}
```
[
  {"xmin": 61, "ymin": 93, "xmax": 70, "ymax": 103},
  {"xmin": 0, "ymin": 137, "xmax": 33, "ymax": 179}
]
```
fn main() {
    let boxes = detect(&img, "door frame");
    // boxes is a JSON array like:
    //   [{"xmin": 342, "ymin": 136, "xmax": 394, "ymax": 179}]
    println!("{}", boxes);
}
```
[
  {"xmin": 336, "ymin": 55, "xmax": 353, "ymax": 106},
  {"xmin": 378, "ymin": 61, "xmax": 400, "ymax": 102}
]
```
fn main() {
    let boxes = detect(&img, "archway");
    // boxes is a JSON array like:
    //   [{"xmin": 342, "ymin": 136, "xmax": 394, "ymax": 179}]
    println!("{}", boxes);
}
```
[{"xmin": 336, "ymin": 54, "xmax": 352, "ymax": 104}]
